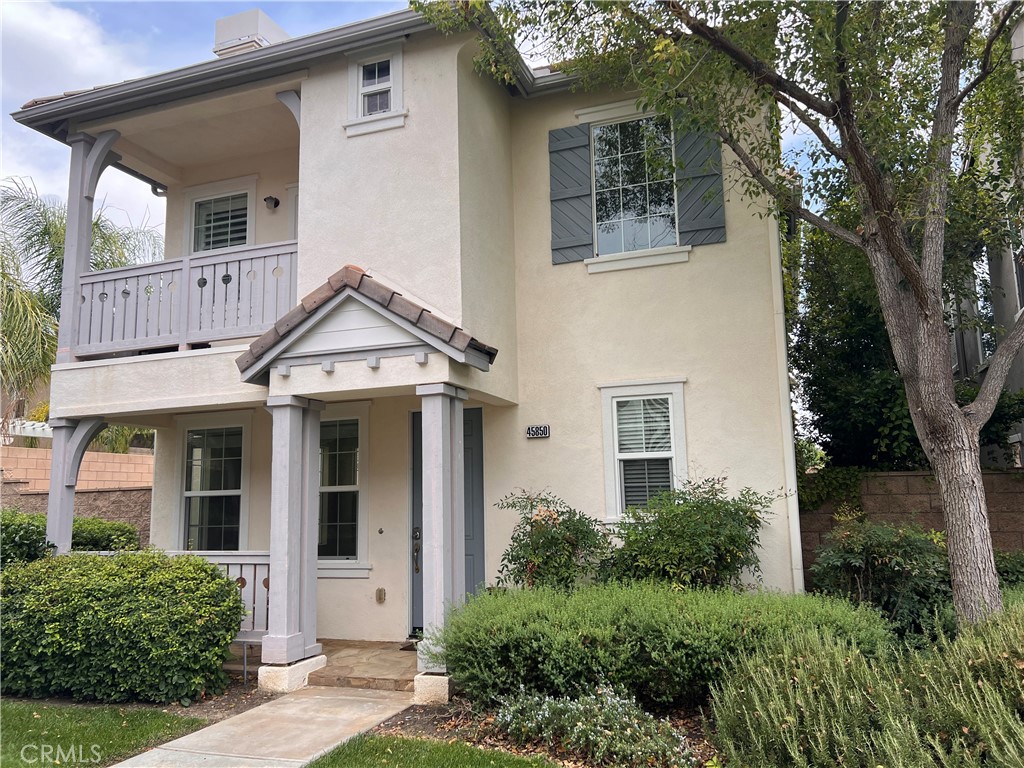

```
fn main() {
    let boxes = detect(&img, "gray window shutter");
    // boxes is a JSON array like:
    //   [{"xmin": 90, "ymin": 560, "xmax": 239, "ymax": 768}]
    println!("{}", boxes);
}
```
[
  {"xmin": 675, "ymin": 131, "xmax": 726, "ymax": 245},
  {"xmin": 549, "ymin": 124, "xmax": 593, "ymax": 264}
]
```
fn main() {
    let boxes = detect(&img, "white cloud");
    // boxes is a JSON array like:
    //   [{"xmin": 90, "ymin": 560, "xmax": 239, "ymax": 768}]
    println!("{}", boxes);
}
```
[{"xmin": 2, "ymin": 1, "xmax": 164, "ymax": 235}]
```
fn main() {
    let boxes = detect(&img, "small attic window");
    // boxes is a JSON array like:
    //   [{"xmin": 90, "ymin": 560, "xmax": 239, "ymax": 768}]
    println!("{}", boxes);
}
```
[{"xmin": 344, "ymin": 45, "xmax": 406, "ymax": 137}]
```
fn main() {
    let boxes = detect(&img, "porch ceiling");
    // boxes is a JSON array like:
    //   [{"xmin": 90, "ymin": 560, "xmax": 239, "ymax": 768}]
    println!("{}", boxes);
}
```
[{"xmin": 77, "ymin": 75, "xmax": 303, "ymax": 181}]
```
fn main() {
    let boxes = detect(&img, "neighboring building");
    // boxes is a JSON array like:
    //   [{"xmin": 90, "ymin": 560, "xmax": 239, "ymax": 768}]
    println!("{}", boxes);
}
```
[{"xmin": 12, "ymin": 7, "xmax": 802, "ymax": 694}]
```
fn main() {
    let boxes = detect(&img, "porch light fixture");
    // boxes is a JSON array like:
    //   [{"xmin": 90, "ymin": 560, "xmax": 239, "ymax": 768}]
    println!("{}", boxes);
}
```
[{"xmin": 264, "ymin": 195, "xmax": 280, "ymax": 209}]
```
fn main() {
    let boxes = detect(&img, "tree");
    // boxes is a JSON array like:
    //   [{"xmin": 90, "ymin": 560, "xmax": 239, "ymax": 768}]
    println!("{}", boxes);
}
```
[
  {"xmin": 421, "ymin": 1, "xmax": 1024, "ymax": 623},
  {"xmin": 0, "ymin": 178, "xmax": 163, "ymax": 424}
]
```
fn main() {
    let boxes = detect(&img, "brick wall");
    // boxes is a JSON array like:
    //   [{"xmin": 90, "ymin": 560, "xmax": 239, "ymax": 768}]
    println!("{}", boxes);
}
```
[
  {"xmin": 801, "ymin": 470, "xmax": 1024, "ymax": 570},
  {"xmin": 0, "ymin": 445, "xmax": 153, "ymax": 492},
  {"xmin": 1, "ymin": 445, "xmax": 153, "ymax": 546}
]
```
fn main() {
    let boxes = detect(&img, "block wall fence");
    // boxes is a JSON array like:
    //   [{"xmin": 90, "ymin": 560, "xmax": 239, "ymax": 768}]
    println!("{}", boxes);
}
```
[
  {"xmin": 1, "ymin": 445, "xmax": 152, "ymax": 546},
  {"xmin": 800, "ymin": 470, "xmax": 1024, "ymax": 571}
]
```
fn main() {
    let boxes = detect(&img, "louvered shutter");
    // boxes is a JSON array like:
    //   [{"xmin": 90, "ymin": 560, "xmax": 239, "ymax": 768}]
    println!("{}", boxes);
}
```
[
  {"xmin": 674, "ymin": 131, "xmax": 726, "ymax": 245},
  {"xmin": 549, "ymin": 124, "xmax": 593, "ymax": 264}
]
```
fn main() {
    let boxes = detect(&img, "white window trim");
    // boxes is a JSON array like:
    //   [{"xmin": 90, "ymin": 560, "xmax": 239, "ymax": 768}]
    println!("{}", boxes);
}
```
[
  {"xmin": 318, "ymin": 401, "xmax": 372, "ymax": 578},
  {"xmin": 599, "ymin": 380, "xmax": 687, "ymax": 522},
  {"xmin": 578, "ymin": 102, "xmax": 689, "ymax": 271},
  {"xmin": 174, "ymin": 411, "xmax": 252, "ymax": 551},
  {"xmin": 183, "ymin": 175, "xmax": 258, "ymax": 256},
  {"xmin": 343, "ymin": 44, "xmax": 407, "ymax": 137},
  {"xmin": 285, "ymin": 183, "xmax": 298, "ymax": 240}
]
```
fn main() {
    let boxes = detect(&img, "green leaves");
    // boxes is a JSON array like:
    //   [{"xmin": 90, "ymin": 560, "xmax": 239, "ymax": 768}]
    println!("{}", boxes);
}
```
[{"xmin": 0, "ymin": 551, "xmax": 243, "ymax": 703}]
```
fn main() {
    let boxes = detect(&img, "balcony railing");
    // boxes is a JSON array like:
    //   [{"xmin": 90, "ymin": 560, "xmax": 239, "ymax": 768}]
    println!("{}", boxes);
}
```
[{"xmin": 74, "ymin": 241, "xmax": 297, "ymax": 357}]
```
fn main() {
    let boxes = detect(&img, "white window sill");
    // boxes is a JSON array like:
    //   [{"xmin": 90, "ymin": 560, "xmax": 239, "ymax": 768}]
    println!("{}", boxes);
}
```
[
  {"xmin": 343, "ymin": 110, "xmax": 408, "ymax": 137},
  {"xmin": 317, "ymin": 561, "xmax": 372, "ymax": 579},
  {"xmin": 584, "ymin": 245, "xmax": 692, "ymax": 274}
]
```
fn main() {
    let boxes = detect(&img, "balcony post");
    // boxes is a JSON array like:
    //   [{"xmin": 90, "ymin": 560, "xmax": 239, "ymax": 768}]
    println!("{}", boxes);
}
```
[{"xmin": 58, "ymin": 131, "xmax": 120, "ymax": 363}]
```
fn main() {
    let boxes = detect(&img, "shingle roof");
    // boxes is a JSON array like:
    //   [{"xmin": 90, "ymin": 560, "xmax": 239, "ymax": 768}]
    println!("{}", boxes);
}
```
[{"xmin": 235, "ymin": 264, "xmax": 498, "ymax": 374}]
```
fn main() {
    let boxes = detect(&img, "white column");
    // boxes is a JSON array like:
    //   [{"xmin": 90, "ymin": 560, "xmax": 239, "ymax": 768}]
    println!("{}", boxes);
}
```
[
  {"xmin": 46, "ymin": 417, "xmax": 106, "ymax": 553},
  {"xmin": 416, "ymin": 383, "xmax": 467, "ymax": 673},
  {"xmin": 300, "ymin": 401, "xmax": 324, "ymax": 658},
  {"xmin": 58, "ymin": 131, "xmax": 120, "ymax": 364}
]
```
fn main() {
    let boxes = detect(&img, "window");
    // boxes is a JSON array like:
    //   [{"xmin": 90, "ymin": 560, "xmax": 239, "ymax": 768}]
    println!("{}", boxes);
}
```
[
  {"xmin": 359, "ymin": 59, "xmax": 391, "ymax": 116},
  {"xmin": 193, "ymin": 193, "xmax": 248, "ymax": 252},
  {"xmin": 600, "ymin": 381, "xmax": 686, "ymax": 520},
  {"xmin": 593, "ymin": 116, "xmax": 677, "ymax": 256},
  {"xmin": 184, "ymin": 176, "xmax": 257, "ymax": 255},
  {"xmin": 184, "ymin": 427, "xmax": 243, "ymax": 550},
  {"xmin": 319, "ymin": 420, "xmax": 360, "ymax": 559},
  {"xmin": 344, "ymin": 46, "xmax": 406, "ymax": 137}
]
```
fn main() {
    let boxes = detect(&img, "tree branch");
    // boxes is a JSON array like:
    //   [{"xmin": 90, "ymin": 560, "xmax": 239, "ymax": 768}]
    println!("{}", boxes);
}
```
[
  {"xmin": 951, "ymin": 1, "xmax": 1023, "ymax": 110},
  {"xmin": 965, "ymin": 307, "xmax": 1024, "ymax": 430},
  {"xmin": 658, "ymin": 0, "xmax": 840, "ymax": 118},
  {"xmin": 718, "ymin": 128, "xmax": 862, "ymax": 247},
  {"xmin": 774, "ymin": 92, "xmax": 847, "ymax": 161}
]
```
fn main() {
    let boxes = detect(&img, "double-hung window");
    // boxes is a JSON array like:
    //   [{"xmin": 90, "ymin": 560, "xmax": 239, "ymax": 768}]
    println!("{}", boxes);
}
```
[
  {"xmin": 184, "ymin": 426, "xmax": 243, "ymax": 550},
  {"xmin": 593, "ymin": 116, "xmax": 677, "ymax": 256},
  {"xmin": 601, "ymin": 381, "xmax": 686, "ymax": 520},
  {"xmin": 319, "ymin": 419, "xmax": 360, "ymax": 559},
  {"xmin": 344, "ymin": 46, "xmax": 406, "ymax": 136},
  {"xmin": 359, "ymin": 59, "xmax": 392, "ymax": 116}
]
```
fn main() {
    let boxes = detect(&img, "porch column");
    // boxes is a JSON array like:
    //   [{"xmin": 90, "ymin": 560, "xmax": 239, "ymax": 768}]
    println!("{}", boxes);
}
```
[
  {"xmin": 415, "ymin": 383, "xmax": 467, "ymax": 673},
  {"xmin": 262, "ymin": 396, "xmax": 323, "ymax": 665},
  {"xmin": 46, "ymin": 417, "xmax": 106, "ymax": 552},
  {"xmin": 58, "ymin": 131, "xmax": 121, "ymax": 364}
]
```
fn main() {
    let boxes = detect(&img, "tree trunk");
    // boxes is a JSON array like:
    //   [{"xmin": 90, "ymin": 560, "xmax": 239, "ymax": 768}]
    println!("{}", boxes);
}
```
[{"xmin": 922, "ymin": 413, "xmax": 1003, "ymax": 623}]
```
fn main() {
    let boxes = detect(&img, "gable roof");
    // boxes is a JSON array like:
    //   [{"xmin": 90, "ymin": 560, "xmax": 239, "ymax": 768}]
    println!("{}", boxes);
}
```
[{"xmin": 235, "ymin": 264, "xmax": 497, "ymax": 380}]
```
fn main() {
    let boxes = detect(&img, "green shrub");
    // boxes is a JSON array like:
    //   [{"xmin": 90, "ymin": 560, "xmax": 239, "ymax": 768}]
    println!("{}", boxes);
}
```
[
  {"xmin": 1, "ymin": 551, "xmax": 244, "ymax": 704},
  {"xmin": 711, "ymin": 600, "xmax": 1024, "ymax": 767},
  {"xmin": 431, "ymin": 582, "xmax": 892, "ymax": 710},
  {"xmin": 497, "ymin": 490, "xmax": 610, "ymax": 590},
  {"xmin": 0, "ymin": 508, "xmax": 52, "ymax": 568},
  {"xmin": 495, "ymin": 686, "xmax": 694, "ymax": 767},
  {"xmin": 0, "ymin": 510, "xmax": 139, "ymax": 568},
  {"xmin": 810, "ymin": 507, "xmax": 954, "ymax": 638},
  {"xmin": 69, "ymin": 516, "xmax": 139, "ymax": 551},
  {"xmin": 601, "ymin": 479, "xmax": 769, "ymax": 588},
  {"xmin": 997, "ymin": 550, "xmax": 1024, "ymax": 588}
]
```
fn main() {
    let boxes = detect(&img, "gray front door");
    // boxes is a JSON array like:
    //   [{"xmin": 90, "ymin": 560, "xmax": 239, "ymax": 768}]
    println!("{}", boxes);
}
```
[{"xmin": 410, "ymin": 407, "xmax": 484, "ymax": 635}]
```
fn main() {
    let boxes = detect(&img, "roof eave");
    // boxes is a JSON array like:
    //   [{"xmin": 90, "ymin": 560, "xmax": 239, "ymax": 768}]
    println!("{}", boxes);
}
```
[{"xmin": 11, "ymin": 8, "xmax": 434, "ymax": 138}]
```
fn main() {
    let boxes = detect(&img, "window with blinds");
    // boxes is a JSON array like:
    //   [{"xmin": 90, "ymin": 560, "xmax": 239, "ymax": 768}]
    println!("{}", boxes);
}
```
[
  {"xmin": 614, "ymin": 396, "xmax": 674, "ymax": 510},
  {"xmin": 193, "ymin": 193, "xmax": 249, "ymax": 252}
]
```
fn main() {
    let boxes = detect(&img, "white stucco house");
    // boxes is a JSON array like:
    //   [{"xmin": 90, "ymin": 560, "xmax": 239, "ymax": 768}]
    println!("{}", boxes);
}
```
[{"xmin": 13, "ymin": 7, "xmax": 803, "ymax": 695}]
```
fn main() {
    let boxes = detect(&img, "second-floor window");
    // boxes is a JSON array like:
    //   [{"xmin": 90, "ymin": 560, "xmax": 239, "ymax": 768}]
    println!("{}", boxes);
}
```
[
  {"xmin": 193, "ymin": 193, "xmax": 248, "ymax": 252},
  {"xmin": 593, "ymin": 116, "xmax": 677, "ymax": 256},
  {"xmin": 360, "ymin": 59, "xmax": 391, "ymax": 116}
]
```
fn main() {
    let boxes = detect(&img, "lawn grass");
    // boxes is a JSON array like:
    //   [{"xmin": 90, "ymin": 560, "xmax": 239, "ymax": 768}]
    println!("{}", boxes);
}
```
[
  {"xmin": 308, "ymin": 735, "xmax": 556, "ymax": 768},
  {"xmin": 0, "ymin": 699, "xmax": 204, "ymax": 767}
]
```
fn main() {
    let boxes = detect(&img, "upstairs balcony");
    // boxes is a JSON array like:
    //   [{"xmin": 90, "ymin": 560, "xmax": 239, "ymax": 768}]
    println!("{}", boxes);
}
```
[{"xmin": 74, "ymin": 240, "xmax": 297, "ymax": 358}]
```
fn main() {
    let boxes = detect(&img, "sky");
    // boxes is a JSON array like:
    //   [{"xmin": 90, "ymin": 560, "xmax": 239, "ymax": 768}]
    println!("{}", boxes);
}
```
[{"xmin": 1, "ymin": 1, "xmax": 406, "ymax": 234}]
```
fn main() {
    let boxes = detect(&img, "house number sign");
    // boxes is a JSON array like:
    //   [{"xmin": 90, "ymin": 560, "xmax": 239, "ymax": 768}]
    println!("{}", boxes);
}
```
[{"xmin": 526, "ymin": 424, "xmax": 550, "ymax": 439}]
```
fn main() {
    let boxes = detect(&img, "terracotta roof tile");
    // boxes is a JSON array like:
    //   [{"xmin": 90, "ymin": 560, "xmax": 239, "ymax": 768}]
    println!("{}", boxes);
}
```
[{"xmin": 236, "ymin": 264, "xmax": 497, "ymax": 374}]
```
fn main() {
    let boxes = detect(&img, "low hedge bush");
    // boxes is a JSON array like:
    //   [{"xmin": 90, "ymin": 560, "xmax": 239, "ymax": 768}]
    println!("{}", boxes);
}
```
[
  {"xmin": 997, "ymin": 550, "xmax": 1024, "ymax": 588},
  {"xmin": 496, "ymin": 686, "xmax": 694, "ymax": 767},
  {"xmin": 711, "ymin": 598, "xmax": 1024, "ymax": 767},
  {"xmin": 432, "ymin": 582, "xmax": 892, "ymax": 710},
  {"xmin": 1, "ymin": 551, "xmax": 243, "ymax": 704},
  {"xmin": 0, "ymin": 509, "xmax": 139, "ymax": 569}
]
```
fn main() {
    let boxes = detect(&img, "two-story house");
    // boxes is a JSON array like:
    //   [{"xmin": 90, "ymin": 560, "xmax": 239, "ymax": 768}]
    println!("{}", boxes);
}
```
[{"xmin": 13, "ymin": 7, "xmax": 803, "ymax": 696}]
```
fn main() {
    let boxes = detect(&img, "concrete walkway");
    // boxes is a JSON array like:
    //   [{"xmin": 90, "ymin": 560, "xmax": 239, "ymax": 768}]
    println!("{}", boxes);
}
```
[{"xmin": 113, "ymin": 686, "xmax": 412, "ymax": 767}]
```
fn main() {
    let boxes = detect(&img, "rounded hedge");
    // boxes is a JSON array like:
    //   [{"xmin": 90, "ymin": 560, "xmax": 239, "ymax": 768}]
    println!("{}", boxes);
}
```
[
  {"xmin": 431, "ymin": 582, "xmax": 893, "ymax": 710},
  {"xmin": 0, "ymin": 509, "xmax": 140, "ymax": 570},
  {"xmin": 1, "ymin": 550, "xmax": 243, "ymax": 704}
]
